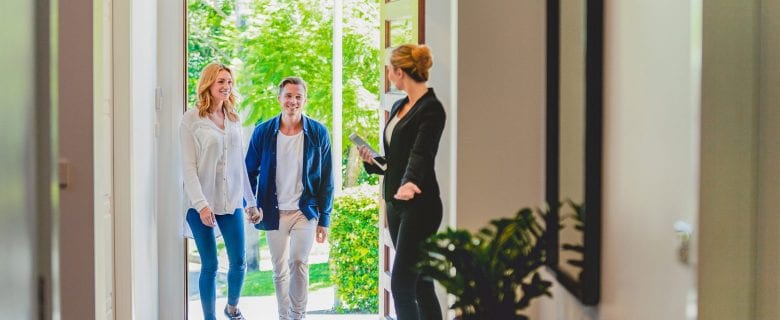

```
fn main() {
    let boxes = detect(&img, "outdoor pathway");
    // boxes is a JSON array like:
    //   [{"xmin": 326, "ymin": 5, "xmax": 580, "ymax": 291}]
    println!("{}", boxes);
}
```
[{"xmin": 187, "ymin": 287, "xmax": 378, "ymax": 320}]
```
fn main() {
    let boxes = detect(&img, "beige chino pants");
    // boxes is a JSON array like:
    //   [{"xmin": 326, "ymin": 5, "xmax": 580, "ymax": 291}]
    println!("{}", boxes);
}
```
[{"xmin": 267, "ymin": 210, "xmax": 318, "ymax": 320}]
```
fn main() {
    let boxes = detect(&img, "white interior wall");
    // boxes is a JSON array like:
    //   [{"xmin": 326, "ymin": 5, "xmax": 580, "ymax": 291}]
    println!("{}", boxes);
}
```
[
  {"xmin": 131, "ymin": 0, "xmax": 161, "ymax": 315},
  {"xmin": 113, "ymin": 0, "xmax": 161, "ymax": 318},
  {"xmin": 94, "ymin": 0, "xmax": 115, "ymax": 318},
  {"xmin": 597, "ymin": 1, "xmax": 699, "ymax": 318},
  {"xmin": 426, "ymin": 0, "xmax": 456, "ymax": 234},
  {"xmin": 425, "ymin": 0, "xmax": 457, "ymax": 317},
  {"xmin": 156, "ymin": 0, "xmax": 187, "ymax": 318}
]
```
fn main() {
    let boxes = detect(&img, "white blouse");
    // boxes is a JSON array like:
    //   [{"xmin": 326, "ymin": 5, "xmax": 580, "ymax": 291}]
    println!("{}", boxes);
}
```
[
  {"xmin": 385, "ymin": 113, "xmax": 400, "ymax": 145},
  {"xmin": 180, "ymin": 108, "xmax": 256, "ymax": 219}
]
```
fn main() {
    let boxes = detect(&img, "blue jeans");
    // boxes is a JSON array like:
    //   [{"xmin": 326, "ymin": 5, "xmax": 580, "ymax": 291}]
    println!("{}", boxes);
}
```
[{"xmin": 187, "ymin": 208, "xmax": 246, "ymax": 320}]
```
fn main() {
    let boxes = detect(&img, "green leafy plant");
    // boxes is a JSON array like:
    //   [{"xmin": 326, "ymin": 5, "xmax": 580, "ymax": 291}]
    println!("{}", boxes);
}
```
[
  {"xmin": 186, "ymin": 0, "xmax": 241, "ymax": 108},
  {"xmin": 328, "ymin": 185, "xmax": 380, "ymax": 312},
  {"xmin": 418, "ymin": 208, "xmax": 553, "ymax": 320}
]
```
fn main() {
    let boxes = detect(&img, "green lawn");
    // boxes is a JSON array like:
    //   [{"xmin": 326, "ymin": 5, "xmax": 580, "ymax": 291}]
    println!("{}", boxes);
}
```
[{"xmin": 230, "ymin": 262, "xmax": 333, "ymax": 297}]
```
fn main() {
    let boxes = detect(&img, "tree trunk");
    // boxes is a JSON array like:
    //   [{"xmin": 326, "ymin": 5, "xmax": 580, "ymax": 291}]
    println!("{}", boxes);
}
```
[{"xmin": 345, "ymin": 146, "xmax": 361, "ymax": 187}]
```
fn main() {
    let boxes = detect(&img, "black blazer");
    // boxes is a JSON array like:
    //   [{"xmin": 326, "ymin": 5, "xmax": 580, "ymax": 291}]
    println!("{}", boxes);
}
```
[{"xmin": 365, "ymin": 88, "xmax": 446, "ymax": 202}]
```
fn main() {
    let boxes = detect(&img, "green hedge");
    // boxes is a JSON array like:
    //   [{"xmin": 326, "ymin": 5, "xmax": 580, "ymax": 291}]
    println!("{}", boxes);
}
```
[{"xmin": 329, "ymin": 185, "xmax": 380, "ymax": 312}]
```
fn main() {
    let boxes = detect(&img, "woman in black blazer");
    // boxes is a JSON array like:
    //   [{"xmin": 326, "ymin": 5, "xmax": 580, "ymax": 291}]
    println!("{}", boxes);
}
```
[{"xmin": 359, "ymin": 44, "xmax": 445, "ymax": 320}]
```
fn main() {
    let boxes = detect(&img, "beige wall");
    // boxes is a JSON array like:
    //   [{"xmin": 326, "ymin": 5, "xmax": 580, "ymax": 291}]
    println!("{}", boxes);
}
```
[
  {"xmin": 757, "ymin": 0, "xmax": 780, "ymax": 318},
  {"xmin": 456, "ymin": 0, "xmax": 546, "ymax": 231},
  {"xmin": 59, "ymin": 0, "xmax": 96, "ymax": 319},
  {"xmin": 698, "ymin": 0, "xmax": 780, "ymax": 319},
  {"xmin": 698, "ymin": 1, "xmax": 759, "ymax": 319}
]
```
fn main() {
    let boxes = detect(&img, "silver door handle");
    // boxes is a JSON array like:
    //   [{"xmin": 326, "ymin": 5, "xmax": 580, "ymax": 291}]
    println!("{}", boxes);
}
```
[{"xmin": 674, "ymin": 221, "xmax": 693, "ymax": 265}]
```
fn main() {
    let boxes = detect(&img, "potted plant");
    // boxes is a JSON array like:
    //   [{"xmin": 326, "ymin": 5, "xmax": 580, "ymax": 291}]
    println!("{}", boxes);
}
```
[{"xmin": 418, "ymin": 207, "xmax": 552, "ymax": 320}]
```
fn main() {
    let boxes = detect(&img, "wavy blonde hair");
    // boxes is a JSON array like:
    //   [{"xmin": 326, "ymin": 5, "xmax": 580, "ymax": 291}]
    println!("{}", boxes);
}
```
[{"xmin": 196, "ymin": 63, "xmax": 240, "ymax": 122}]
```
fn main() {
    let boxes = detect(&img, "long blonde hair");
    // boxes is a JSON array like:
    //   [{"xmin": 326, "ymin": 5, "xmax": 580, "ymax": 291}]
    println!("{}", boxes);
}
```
[{"xmin": 196, "ymin": 63, "xmax": 240, "ymax": 122}]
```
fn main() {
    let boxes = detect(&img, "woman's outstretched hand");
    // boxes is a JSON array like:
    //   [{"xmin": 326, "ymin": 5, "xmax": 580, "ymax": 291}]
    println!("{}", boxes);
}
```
[{"xmin": 394, "ymin": 182, "xmax": 421, "ymax": 201}]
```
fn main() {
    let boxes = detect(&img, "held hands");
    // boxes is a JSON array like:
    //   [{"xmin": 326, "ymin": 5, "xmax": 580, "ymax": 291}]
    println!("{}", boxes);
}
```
[
  {"xmin": 199, "ymin": 206, "xmax": 216, "ymax": 227},
  {"xmin": 201, "ymin": 206, "xmax": 263, "ymax": 227},
  {"xmin": 246, "ymin": 206, "xmax": 263, "ymax": 224},
  {"xmin": 357, "ymin": 146, "xmax": 374, "ymax": 163},
  {"xmin": 394, "ymin": 182, "xmax": 421, "ymax": 201},
  {"xmin": 316, "ymin": 226, "xmax": 329, "ymax": 243}
]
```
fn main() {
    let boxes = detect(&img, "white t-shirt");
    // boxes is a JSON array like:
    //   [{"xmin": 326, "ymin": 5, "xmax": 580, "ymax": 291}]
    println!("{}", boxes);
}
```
[{"xmin": 276, "ymin": 130, "xmax": 304, "ymax": 210}]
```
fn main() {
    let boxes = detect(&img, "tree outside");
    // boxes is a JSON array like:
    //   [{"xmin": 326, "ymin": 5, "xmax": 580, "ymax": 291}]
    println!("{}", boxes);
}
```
[{"xmin": 187, "ymin": 0, "xmax": 381, "ymax": 182}]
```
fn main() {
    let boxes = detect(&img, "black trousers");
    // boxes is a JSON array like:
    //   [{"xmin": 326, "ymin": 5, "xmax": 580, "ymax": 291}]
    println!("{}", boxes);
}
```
[{"xmin": 386, "ymin": 197, "xmax": 444, "ymax": 320}]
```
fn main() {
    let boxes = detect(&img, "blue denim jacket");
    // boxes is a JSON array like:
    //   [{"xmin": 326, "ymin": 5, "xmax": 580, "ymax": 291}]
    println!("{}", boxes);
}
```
[{"xmin": 245, "ymin": 114, "xmax": 334, "ymax": 230}]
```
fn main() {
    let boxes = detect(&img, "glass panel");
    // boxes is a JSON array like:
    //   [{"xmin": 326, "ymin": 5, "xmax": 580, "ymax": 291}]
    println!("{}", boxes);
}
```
[
  {"xmin": 558, "ymin": 0, "xmax": 587, "ymax": 283},
  {"xmin": 386, "ymin": 18, "xmax": 414, "ymax": 48},
  {"xmin": 1, "ymin": 0, "xmax": 39, "ymax": 318}
]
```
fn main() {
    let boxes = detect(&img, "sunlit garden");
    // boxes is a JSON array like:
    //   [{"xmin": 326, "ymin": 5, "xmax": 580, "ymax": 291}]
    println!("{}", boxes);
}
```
[{"xmin": 186, "ymin": 0, "xmax": 383, "ymax": 318}]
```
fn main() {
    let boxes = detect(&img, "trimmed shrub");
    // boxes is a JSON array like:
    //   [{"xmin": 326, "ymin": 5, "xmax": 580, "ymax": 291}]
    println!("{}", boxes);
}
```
[{"xmin": 329, "ymin": 185, "xmax": 380, "ymax": 312}]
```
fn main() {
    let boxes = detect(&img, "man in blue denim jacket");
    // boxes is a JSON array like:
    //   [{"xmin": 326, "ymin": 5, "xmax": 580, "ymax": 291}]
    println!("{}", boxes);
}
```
[{"xmin": 245, "ymin": 76, "xmax": 333, "ymax": 320}]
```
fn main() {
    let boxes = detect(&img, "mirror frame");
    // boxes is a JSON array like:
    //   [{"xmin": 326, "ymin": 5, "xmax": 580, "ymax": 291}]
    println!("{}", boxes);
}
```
[{"xmin": 545, "ymin": 0, "xmax": 603, "ymax": 305}]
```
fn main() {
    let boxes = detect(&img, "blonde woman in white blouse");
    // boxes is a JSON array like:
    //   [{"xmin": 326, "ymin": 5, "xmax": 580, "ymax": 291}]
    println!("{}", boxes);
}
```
[{"xmin": 180, "ymin": 63, "xmax": 262, "ymax": 320}]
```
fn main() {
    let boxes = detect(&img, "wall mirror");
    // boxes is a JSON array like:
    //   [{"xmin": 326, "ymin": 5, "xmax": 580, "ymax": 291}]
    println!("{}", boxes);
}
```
[{"xmin": 545, "ymin": 0, "xmax": 602, "ymax": 305}]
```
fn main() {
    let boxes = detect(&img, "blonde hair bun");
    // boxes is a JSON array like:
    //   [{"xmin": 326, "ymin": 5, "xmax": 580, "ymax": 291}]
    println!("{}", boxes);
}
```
[
  {"xmin": 389, "ymin": 44, "xmax": 433, "ymax": 82},
  {"xmin": 411, "ymin": 45, "xmax": 433, "ymax": 76}
]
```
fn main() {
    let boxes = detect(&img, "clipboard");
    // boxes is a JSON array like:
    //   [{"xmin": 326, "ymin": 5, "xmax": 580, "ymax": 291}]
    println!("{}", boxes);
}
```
[{"xmin": 349, "ymin": 133, "xmax": 387, "ymax": 171}]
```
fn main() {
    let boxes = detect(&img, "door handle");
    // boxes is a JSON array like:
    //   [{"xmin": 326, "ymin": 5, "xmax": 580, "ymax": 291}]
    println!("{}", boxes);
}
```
[
  {"xmin": 58, "ymin": 158, "xmax": 70, "ymax": 190},
  {"xmin": 674, "ymin": 221, "xmax": 693, "ymax": 265}
]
